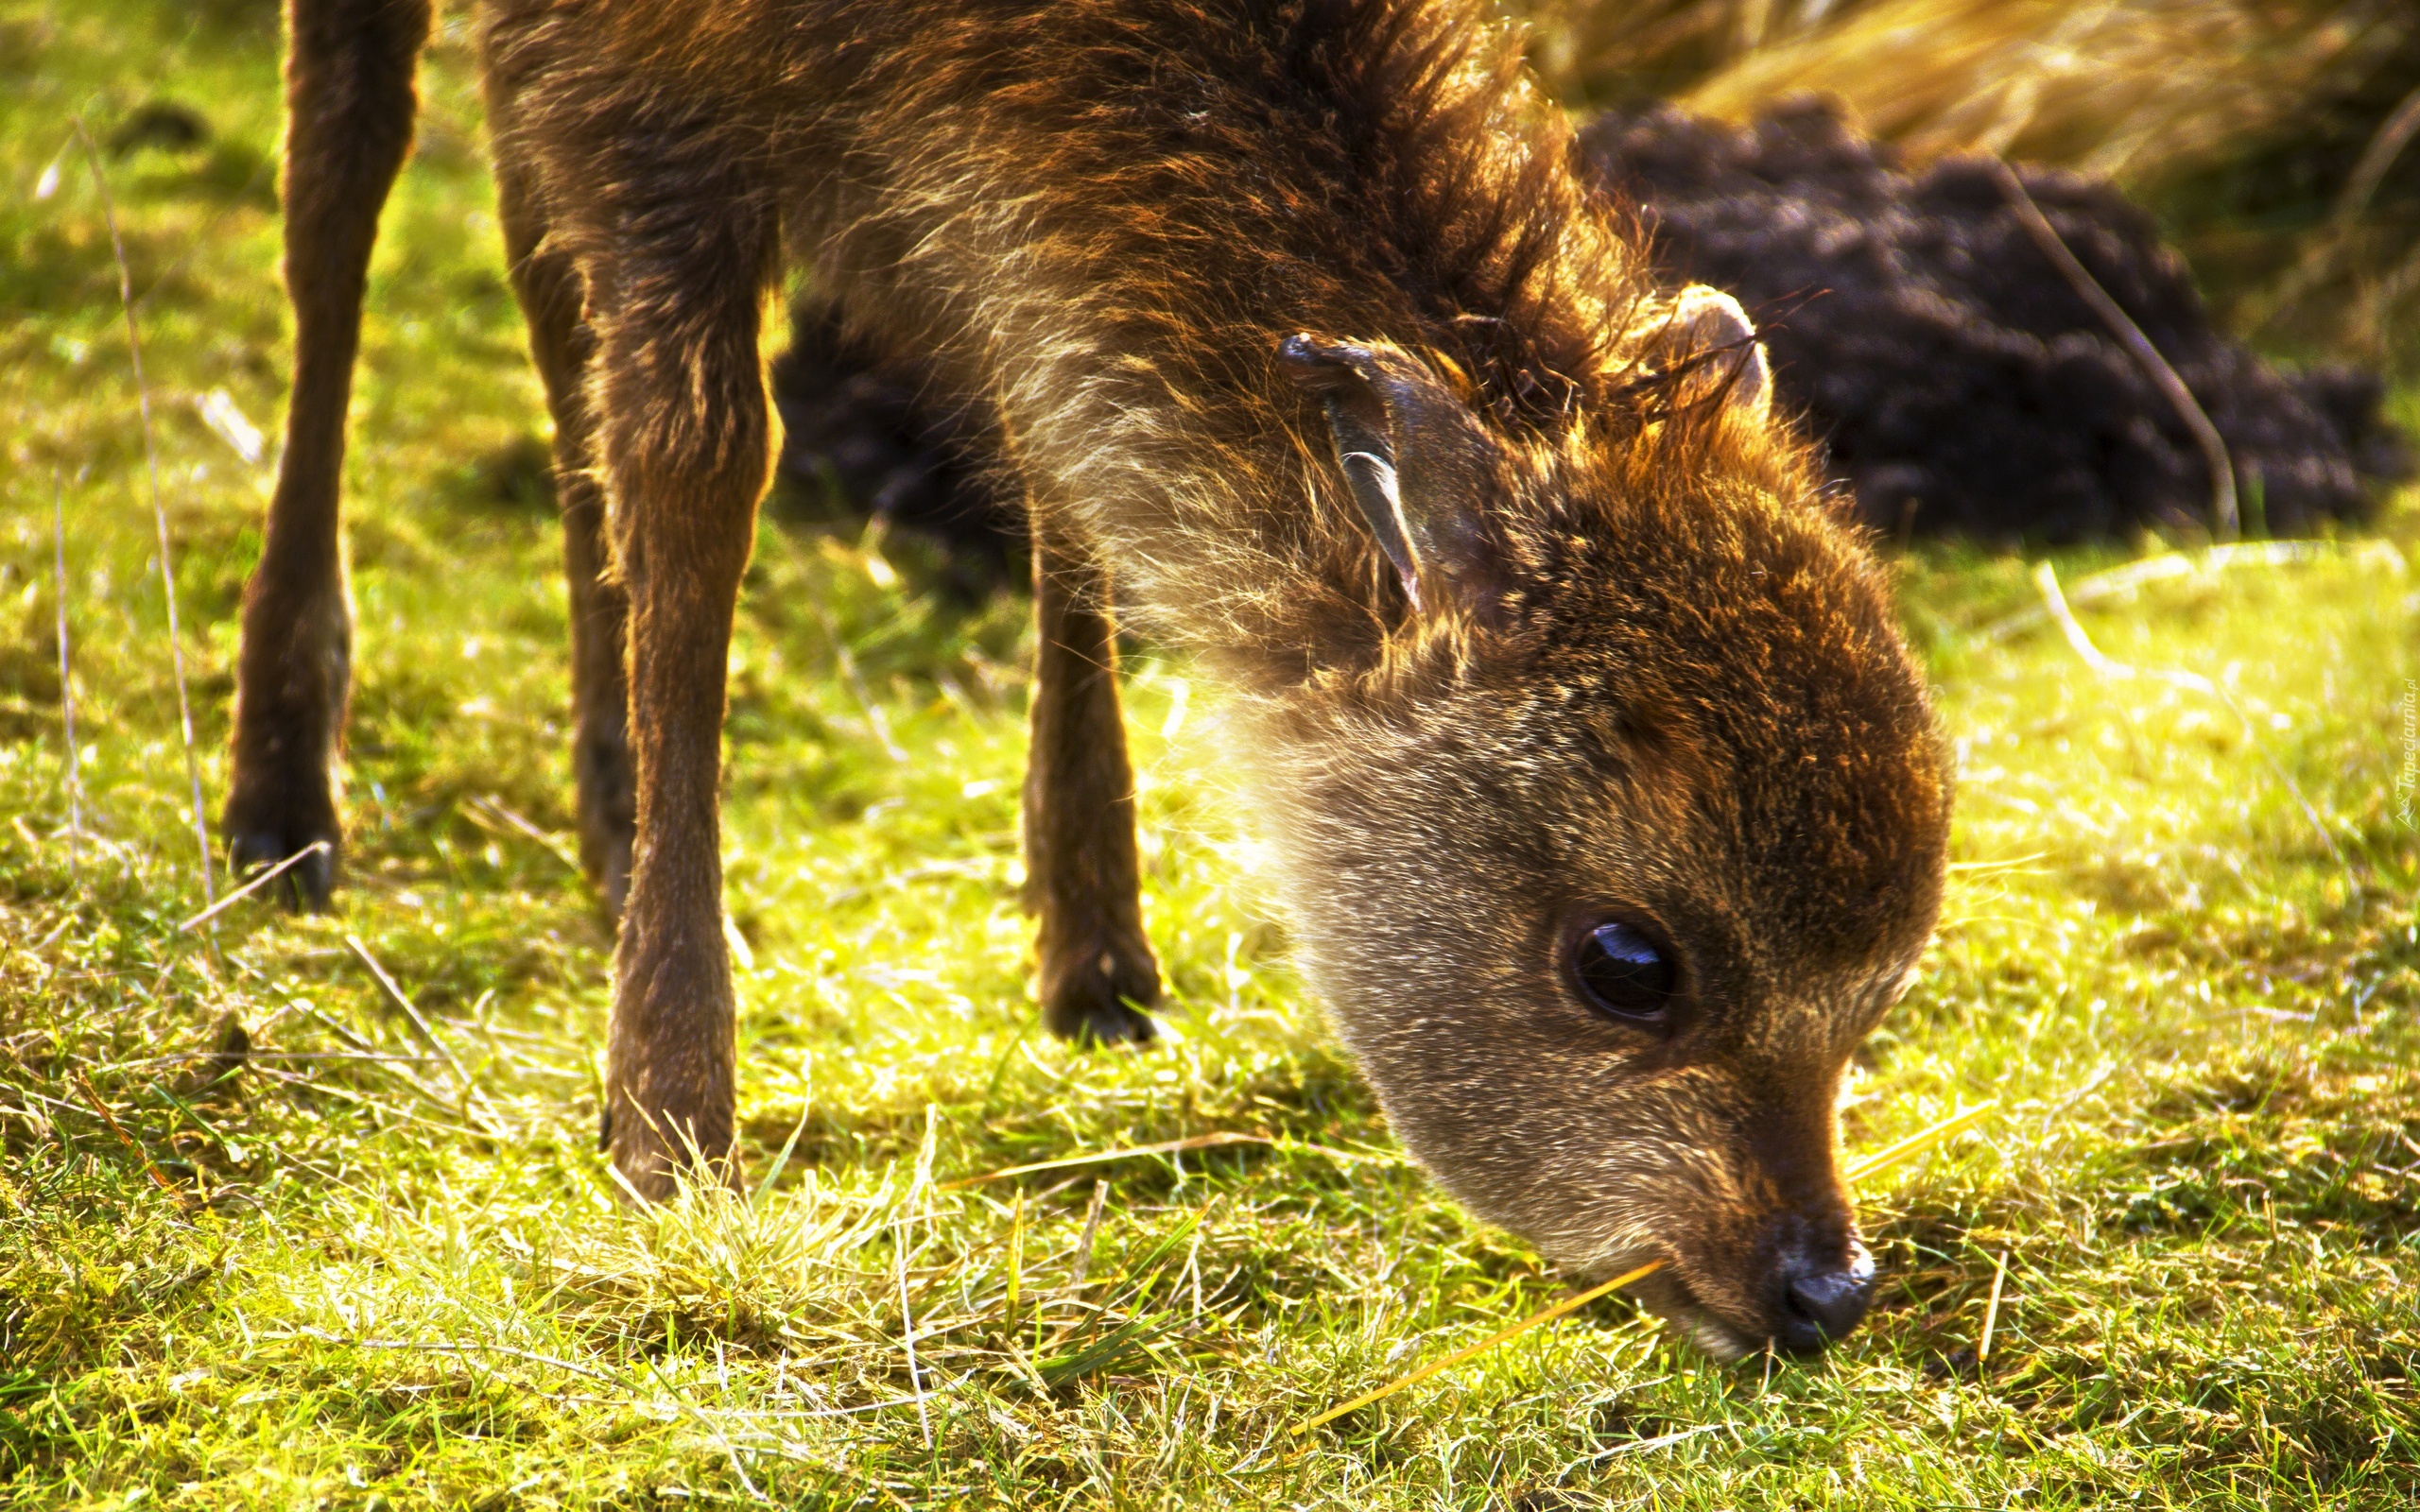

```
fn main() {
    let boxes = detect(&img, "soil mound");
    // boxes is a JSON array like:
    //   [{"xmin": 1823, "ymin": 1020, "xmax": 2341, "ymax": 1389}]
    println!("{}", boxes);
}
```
[{"xmin": 1581, "ymin": 97, "xmax": 2409, "ymax": 541}]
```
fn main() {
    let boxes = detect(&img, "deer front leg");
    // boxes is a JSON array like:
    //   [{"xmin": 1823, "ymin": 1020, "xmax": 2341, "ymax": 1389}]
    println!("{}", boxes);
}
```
[
  {"xmin": 589, "ymin": 211, "xmax": 772, "ymax": 1199},
  {"xmin": 224, "ymin": 0, "xmax": 431, "ymax": 908},
  {"xmin": 1025, "ymin": 518, "xmax": 1161, "ymax": 1043}
]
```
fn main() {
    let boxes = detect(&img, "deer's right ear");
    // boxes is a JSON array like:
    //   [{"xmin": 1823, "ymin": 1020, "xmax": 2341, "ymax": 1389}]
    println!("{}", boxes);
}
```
[
  {"xmin": 1277, "ymin": 333, "xmax": 1506, "ymax": 617},
  {"xmin": 1669, "ymin": 285, "xmax": 1772, "ymax": 422}
]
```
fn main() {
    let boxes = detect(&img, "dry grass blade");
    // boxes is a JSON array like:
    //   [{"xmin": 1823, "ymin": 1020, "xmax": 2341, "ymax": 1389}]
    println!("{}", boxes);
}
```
[
  {"xmin": 1296, "ymin": 1101, "xmax": 2000, "ymax": 1435},
  {"xmin": 283, "ymin": 1327, "xmax": 634, "ymax": 1388},
  {"xmin": 900, "ymin": 1106, "xmax": 936, "ymax": 1451},
  {"xmin": 343, "ymin": 934, "xmax": 502, "ymax": 1131},
  {"xmin": 51, "ymin": 471, "xmax": 80, "ymax": 881},
  {"xmin": 941, "ymin": 1130, "xmax": 1270, "ymax": 1189},
  {"xmin": 1841, "ymin": 1100, "xmax": 1998, "ymax": 1183},
  {"xmin": 752, "ymin": 1095, "xmax": 817, "ymax": 1207},
  {"xmin": 1978, "ymin": 1248, "xmax": 2011, "ymax": 1365},
  {"xmin": 461, "ymin": 795, "xmax": 581, "ymax": 874},
  {"xmin": 895, "ymin": 1203, "xmax": 928, "ymax": 1448},
  {"xmin": 1987, "ymin": 158, "xmax": 2237, "ymax": 541},
  {"xmin": 2333, "ymin": 82, "xmax": 2420, "ymax": 225},
  {"xmin": 72, "ymin": 1071, "xmax": 179, "ymax": 1195},
  {"xmin": 1070, "ymin": 1177, "xmax": 1110, "ymax": 1293},
  {"xmin": 71, "ymin": 118, "xmax": 213, "ymax": 906},
  {"xmin": 1004, "ymin": 1190, "xmax": 1026, "ymax": 1333},
  {"xmin": 2029, "ymin": 562, "xmax": 2344, "ymax": 868},
  {"xmin": 179, "ymin": 841, "xmax": 332, "ymax": 932},
  {"xmin": 808, "ymin": 591, "xmax": 908, "ymax": 765},
  {"xmin": 1292, "ymin": 1259, "xmax": 1668, "ymax": 1435},
  {"xmin": 1968, "ymin": 540, "xmax": 2400, "ymax": 644}
]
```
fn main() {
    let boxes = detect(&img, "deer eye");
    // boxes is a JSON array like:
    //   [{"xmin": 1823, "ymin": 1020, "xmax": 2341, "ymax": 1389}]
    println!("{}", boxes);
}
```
[{"xmin": 1571, "ymin": 920, "xmax": 1679, "ymax": 1022}]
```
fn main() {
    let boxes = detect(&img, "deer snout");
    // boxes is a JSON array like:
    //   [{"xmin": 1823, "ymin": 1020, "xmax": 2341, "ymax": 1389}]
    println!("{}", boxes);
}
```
[{"xmin": 1772, "ymin": 1237, "xmax": 1876, "ymax": 1354}]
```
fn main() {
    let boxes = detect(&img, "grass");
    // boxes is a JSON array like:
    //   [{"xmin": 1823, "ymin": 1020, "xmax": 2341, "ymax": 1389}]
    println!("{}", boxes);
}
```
[{"xmin": 4, "ymin": 3, "xmax": 2419, "ymax": 1507}]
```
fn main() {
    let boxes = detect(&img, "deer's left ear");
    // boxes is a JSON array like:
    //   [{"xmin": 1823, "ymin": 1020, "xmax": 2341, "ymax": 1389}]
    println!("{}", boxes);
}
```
[
  {"xmin": 1277, "ymin": 334, "xmax": 1509, "ymax": 617},
  {"xmin": 1670, "ymin": 285, "xmax": 1772, "ymax": 422}
]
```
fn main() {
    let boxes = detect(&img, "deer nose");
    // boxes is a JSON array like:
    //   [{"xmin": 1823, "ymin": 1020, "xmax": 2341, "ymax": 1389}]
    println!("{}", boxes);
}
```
[{"xmin": 1774, "ymin": 1242, "xmax": 1875, "ymax": 1353}]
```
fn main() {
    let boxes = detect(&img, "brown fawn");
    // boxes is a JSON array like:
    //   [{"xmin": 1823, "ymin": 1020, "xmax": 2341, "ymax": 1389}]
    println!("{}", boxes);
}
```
[{"xmin": 225, "ymin": 0, "xmax": 1952, "ymax": 1355}]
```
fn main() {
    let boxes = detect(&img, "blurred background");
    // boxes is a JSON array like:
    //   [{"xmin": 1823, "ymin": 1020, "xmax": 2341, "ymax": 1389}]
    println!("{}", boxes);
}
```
[{"xmin": 1513, "ymin": 0, "xmax": 2420, "ymax": 371}]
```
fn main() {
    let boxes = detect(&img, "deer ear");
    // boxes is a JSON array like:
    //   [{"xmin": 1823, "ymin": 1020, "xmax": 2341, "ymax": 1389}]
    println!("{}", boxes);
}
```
[
  {"xmin": 1670, "ymin": 285, "xmax": 1772, "ymax": 422},
  {"xmin": 1277, "ymin": 333, "xmax": 1507, "ymax": 616}
]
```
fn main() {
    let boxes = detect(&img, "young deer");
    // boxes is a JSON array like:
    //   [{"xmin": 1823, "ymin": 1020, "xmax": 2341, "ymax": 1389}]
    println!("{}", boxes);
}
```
[{"xmin": 228, "ymin": 0, "xmax": 1951, "ymax": 1356}]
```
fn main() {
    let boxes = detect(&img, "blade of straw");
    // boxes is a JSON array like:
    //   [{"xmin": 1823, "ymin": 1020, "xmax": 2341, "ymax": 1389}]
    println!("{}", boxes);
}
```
[
  {"xmin": 52, "ymin": 472, "xmax": 78, "ymax": 882},
  {"xmin": 74, "ymin": 1071, "xmax": 180, "ymax": 1194},
  {"xmin": 179, "ymin": 840, "xmax": 331, "ymax": 931},
  {"xmin": 942, "ymin": 1130, "xmax": 1269, "ymax": 1189},
  {"xmin": 1990, "ymin": 159, "xmax": 2235, "ymax": 541},
  {"xmin": 2030, "ymin": 560, "xmax": 2342, "ymax": 869},
  {"xmin": 1293, "ymin": 1099, "xmax": 1997, "ymax": 1435},
  {"xmin": 898, "ymin": 1107, "xmax": 936, "ymax": 1451},
  {"xmin": 75, "ymin": 120, "xmax": 213, "ymax": 905},
  {"xmin": 1978, "ymin": 1247, "xmax": 2011, "ymax": 1365},
  {"xmin": 1843, "ymin": 1101, "xmax": 1996, "ymax": 1182},
  {"xmin": 1295, "ymin": 1260, "xmax": 1667, "ymax": 1435},
  {"xmin": 344, "ymin": 935, "xmax": 500, "ymax": 1133},
  {"xmin": 1004, "ymin": 1189, "xmax": 1025, "ymax": 1332},
  {"xmin": 752, "ymin": 1093, "xmax": 816, "ymax": 1208}
]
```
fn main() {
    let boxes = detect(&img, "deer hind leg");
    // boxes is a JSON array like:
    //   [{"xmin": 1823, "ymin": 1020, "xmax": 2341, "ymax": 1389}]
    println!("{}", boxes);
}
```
[
  {"xmin": 224, "ymin": 0, "xmax": 432, "ymax": 908},
  {"xmin": 487, "ymin": 136, "xmax": 634, "ymax": 920},
  {"xmin": 582, "ymin": 179, "xmax": 775, "ymax": 1199},
  {"xmin": 1025, "ymin": 514, "xmax": 1162, "ymax": 1043}
]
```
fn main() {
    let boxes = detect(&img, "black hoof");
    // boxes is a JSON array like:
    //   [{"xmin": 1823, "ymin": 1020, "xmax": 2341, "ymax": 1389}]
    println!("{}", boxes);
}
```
[
  {"xmin": 1053, "ymin": 994, "xmax": 1159, "ymax": 1046},
  {"xmin": 228, "ymin": 829, "xmax": 338, "ymax": 911},
  {"xmin": 1041, "ymin": 942, "xmax": 1161, "ymax": 1045}
]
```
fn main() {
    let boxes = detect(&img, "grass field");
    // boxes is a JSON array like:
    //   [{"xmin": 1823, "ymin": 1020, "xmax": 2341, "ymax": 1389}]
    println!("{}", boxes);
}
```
[{"xmin": 4, "ymin": 3, "xmax": 2419, "ymax": 1507}]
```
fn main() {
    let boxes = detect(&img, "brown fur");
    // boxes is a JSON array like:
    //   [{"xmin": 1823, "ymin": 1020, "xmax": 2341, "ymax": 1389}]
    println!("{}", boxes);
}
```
[
  {"xmin": 231, "ymin": 0, "xmax": 1952, "ymax": 1353},
  {"xmin": 1024, "ymin": 516, "xmax": 1162, "ymax": 1044},
  {"xmin": 225, "ymin": 0, "xmax": 434, "ymax": 907}
]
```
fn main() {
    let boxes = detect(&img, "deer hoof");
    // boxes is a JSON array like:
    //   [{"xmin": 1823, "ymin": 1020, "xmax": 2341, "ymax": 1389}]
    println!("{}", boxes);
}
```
[
  {"xmin": 226, "ymin": 824, "xmax": 339, "ymax": 911},
  {"xmin": 1041, "ymin": 939, "xmax": 1161, "ymax": 1045},
  {"xmin": 604, "ymin": 1108, "xmax": 743, "ymax": 1204}
]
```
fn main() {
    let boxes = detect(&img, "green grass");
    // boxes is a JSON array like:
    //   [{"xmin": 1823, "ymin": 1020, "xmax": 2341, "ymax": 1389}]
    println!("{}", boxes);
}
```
[{"xmin": 4, "ymin": 4, "xmax": 2419, "ymax": 1507}]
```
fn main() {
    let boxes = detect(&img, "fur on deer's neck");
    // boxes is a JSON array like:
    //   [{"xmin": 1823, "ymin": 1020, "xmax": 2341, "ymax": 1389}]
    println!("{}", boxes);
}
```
[{"xmin": 775, "ymin": 0, "xmax": 1667, "ymax": 685}]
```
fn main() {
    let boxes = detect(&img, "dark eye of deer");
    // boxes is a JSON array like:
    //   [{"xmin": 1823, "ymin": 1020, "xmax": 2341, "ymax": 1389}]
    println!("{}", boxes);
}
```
[{"xmin": 1572, "ymin": 921, "xmax": 1677, "ymax": 1022}]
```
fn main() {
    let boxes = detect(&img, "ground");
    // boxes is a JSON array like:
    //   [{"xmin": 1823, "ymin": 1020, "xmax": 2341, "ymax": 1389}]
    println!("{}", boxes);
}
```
[{"xmin": 2, "ymin": 4, "xmax": 2417, "ymax": 1508}]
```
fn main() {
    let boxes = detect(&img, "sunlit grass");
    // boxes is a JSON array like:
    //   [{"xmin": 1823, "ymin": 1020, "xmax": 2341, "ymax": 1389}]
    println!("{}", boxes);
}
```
[{"xmin": 3, "ymin": 4, "xmax": 2416, "ymax": 1507}]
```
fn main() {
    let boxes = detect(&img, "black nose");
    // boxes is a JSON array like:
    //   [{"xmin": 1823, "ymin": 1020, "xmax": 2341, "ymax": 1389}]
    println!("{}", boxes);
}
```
[{"xmin": 1775, "ymin": 1244, "xmax": 1875, "ymax": 1353}]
